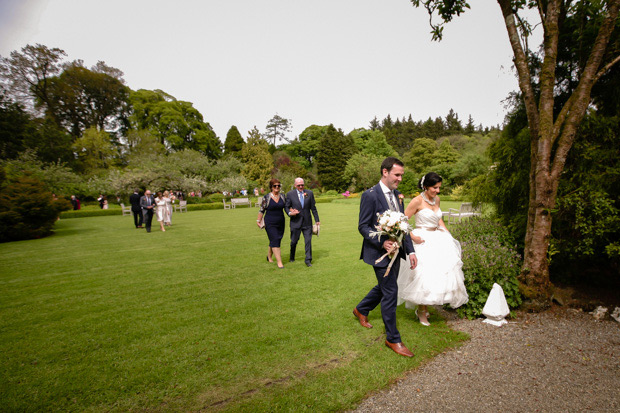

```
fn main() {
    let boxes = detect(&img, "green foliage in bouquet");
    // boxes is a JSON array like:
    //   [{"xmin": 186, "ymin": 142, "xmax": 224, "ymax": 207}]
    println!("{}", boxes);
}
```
[{"xmin": 450, "ymin": 217, "xmax": 522, "ymax": 319}]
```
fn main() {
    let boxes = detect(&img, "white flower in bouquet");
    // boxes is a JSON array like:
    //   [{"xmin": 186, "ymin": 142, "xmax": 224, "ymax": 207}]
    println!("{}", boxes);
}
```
[{"xmin": 369, "ymin": 210, "xmax": 412, "ymax": 277}]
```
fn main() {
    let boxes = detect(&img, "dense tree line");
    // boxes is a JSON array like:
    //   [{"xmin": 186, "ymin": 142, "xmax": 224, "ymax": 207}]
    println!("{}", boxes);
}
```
[{"xmin": 1, "ymin": 43, "xmax": 496, "ymax": 202}]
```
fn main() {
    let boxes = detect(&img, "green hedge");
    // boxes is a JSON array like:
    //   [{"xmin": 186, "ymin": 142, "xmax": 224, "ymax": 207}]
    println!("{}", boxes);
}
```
[
  {"xmin": 186, "ymin": 203, "xmax": 228, "ymax": 211},
  {"xmin": 60, "ymin": 209, "xmax": 123, "ymax": 219},
  {"xmin": 59, "ymin": 197, "xmax": 338, "ymax": 218}
]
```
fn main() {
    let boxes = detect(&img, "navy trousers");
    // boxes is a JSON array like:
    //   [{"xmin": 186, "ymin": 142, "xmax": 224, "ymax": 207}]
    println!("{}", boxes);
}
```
[
  {"xmin": 356, "ymin": 258, "xmax": 402, "ymax": 343},
  {"xmin": 290, "ymin": 226, "xmax": 313, "ymax": 263}
]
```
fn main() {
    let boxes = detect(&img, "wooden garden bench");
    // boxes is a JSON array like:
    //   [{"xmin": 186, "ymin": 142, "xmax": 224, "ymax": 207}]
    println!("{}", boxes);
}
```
[
  {"xmin": 447, "ymin": 202, "xmax": 481, "ymax": 224},
  {"xmin": 230, "ymin": 198, "xmax": 251, "ymax": 208},
  {"xmin": 120, "ymin": 203, "xmax": 132, "ymax": 216}
]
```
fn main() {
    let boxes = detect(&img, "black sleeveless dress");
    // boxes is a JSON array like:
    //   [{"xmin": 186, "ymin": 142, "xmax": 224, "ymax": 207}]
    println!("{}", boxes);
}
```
[{"xmin": 264, "ymin": 196, "xmax": 285, "ymax": 248}]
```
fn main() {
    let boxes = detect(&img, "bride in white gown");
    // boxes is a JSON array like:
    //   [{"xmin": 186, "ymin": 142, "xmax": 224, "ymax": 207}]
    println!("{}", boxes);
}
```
[{"xmin": 397, "ymin": 172, "xmax": 468, "ymax": 326}]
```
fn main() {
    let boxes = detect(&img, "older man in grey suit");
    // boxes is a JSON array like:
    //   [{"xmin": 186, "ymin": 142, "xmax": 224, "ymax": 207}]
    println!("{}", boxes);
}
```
[{"xmin": 140, "ymin": 190, "xmax": 156, "ymax": 233}]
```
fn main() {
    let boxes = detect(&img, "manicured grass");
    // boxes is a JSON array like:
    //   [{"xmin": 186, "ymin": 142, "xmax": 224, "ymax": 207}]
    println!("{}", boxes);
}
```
[{"xmin": 0, "ymin": 202, "xmax": 467, "ymax": 411}]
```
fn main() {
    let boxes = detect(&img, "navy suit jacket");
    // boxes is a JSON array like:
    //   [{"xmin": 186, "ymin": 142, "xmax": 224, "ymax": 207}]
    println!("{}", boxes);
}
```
[
  {"xmin": 358, "ymin": 183, "xmax": 414, "ymax": 267},
  {"xmin": 129, "ymin": 192, "xmax": 141, "ymax": 212},
  {"xmin": 285, "ymin": 189, "xmax": 319, "ymax": 229}
]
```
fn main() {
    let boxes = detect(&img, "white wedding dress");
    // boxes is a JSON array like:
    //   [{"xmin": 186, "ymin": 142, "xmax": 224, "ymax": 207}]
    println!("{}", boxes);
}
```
[
  {"xmin": 155, "ymin": 198, "xmax": 166, "ymax": 222},
  {"xmin": 397, "ymin": 208, "xmax": 469, "ymax": 308}
]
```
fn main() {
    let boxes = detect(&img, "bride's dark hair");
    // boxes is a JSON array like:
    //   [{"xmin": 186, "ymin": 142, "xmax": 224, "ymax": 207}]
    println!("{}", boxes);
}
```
[{"xmin": 419, "ymin": 172, "xmax": 442, "ymax": 190}]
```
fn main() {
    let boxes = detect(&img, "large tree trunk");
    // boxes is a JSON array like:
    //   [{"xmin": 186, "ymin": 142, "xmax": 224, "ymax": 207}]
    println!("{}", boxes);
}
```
[
  {"xmin": 520, "ymin": 173, "xmax": 555, "ymax": 310},
  {"xmin": 498, "ymin": 0, "xmax": 620, "ymax": 310}
]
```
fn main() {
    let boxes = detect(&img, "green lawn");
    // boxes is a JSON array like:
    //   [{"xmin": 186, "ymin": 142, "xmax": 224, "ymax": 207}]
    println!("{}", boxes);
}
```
[{"xmin": 0, "ymin": 200, "xmax": 467, "ymax": 411}]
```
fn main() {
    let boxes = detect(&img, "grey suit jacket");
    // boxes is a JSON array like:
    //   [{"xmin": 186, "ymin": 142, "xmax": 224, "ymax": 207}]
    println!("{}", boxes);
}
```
[{"xmin": 139, "ymin": 195, "xmax": 155, "ymax": 211}]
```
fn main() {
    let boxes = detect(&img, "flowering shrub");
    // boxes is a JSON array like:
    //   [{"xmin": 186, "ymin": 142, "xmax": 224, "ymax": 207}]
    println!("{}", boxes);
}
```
[
  {"xmin": 342, "ymin": 190, "xmax": 350, "ymax": 198},
  {"xmin": 450, "ymin": 217, "xmax": 522, "ymax": 319}
]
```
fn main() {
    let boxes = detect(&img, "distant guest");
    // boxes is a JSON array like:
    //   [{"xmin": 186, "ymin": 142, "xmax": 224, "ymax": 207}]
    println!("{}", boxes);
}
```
[
  {"xmin": 129, "ymin": 189, "xmax": 143, "ymax": 228},
  {"xmin": 154, "ymin": 192, "xmax": 166, "ymax": 232},
  {"xmin": 140, "ymin": 190, "xmax": 156, "ymax": 232},
  {"xmin": 163, "ymin": 190, "xmax": 175, "ymax": 226},
  {"xmin": 70, "ymin": 195, "xmax": 81, "ymax": 210}
]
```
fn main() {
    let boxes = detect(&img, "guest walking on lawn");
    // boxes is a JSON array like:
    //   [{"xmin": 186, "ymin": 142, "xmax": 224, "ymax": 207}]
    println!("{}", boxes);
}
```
[
  {"xmin": 285, "ymin": 177, "xmax": 320, "ymax": 267},
  {"xmin": 163, "ymin": 190, "xmax": 174, "ymax": 226},
  {"xmin": 154, "ymin": 192, "xmax": 167, "ymax": 232},
  {"xmin": 130, "ymin": 189, "xmax": 143, "ymax": 228},
  {"xmin": 257, "ymin": 179, "xmax": 287, "ymax": 269},
  {"xmin": 140, "ymin": 190, "xmax": 156, "ymax": 232}
]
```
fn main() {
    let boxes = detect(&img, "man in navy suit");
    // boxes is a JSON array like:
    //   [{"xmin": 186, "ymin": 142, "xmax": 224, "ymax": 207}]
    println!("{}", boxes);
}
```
[
  {"xmin": 129, "ymin": 189, "xmax": 143, "ymax": 228},
  {"xmin": 285, "ymin": 177, "xmax": 320, "ymax": 267},
  {"xmin": 353, "ymin": 157, "xmax": 418, "ymax": 357}
]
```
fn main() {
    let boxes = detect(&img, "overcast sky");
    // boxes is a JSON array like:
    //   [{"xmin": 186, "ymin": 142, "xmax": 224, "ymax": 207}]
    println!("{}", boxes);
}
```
[{"xmin": 1, "ymin": 0, "xmax": 520, "ymax": 141}]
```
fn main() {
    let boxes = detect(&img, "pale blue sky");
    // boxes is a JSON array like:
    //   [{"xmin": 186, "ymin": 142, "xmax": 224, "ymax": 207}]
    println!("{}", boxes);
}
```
[{"xmin": 1, "ymin": 0, "xmax": 521, "ymax": 141}]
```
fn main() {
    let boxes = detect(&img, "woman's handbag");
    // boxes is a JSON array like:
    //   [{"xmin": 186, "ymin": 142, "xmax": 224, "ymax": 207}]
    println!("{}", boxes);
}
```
[{"xmin": 258, "ymin": 196, "xmax": 269, "ymax": 229}]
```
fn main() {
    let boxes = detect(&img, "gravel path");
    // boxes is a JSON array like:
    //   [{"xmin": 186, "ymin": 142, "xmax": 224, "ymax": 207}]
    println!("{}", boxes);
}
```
[{"xmin": 354, "ymin": 307, "xmax": 620, "ymax": 412}]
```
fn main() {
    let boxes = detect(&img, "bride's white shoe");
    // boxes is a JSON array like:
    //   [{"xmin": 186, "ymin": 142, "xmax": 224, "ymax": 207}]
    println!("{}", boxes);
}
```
[{"xmin": 415, "ymin": 309, "xmax": 430, "ymax": 326}]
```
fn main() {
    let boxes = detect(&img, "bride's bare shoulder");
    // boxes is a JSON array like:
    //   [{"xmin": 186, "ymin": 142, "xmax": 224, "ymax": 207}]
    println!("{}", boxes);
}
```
[
  {"xmin": 405, "ymin": 195, "xmax": 422, "ymax": 216},
  {"xmin": 406, "ymin": 195, "xmax": 422, "ymax": 207}
]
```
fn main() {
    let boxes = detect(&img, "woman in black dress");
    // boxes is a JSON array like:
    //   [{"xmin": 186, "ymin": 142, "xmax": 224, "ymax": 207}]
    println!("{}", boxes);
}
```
[{"xmin": 256, "ymin": 179, "xmax": 286, "ymax": 269}]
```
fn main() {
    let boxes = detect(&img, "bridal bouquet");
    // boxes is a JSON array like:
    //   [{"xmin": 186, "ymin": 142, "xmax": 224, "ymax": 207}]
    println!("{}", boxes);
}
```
[{"xmin": 369, "ymin": 210, "xmax": 413, "ymax": 277}]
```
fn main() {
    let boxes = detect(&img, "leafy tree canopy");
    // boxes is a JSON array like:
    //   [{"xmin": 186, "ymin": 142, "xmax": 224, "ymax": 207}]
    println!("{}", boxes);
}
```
[
  {"xmin": 241, "ymin": 127, "xmax": 273, "ymax": 187},
  {"xmin": 128, "ymin": 89, "xmax": 222, "ymax": 158},
  {"xmin": 403, "ymin": 138, "xmax": 437, "ymax": 176},
  {"xmin": 43, "ymin": 62, "xmax": 129, "ymax": 137},
  {"xmin": 348, "ymin": 128, "xmax": 398, "ymax": 158},
  {"xmin": 284, "ymin": 124, "xmax": 330, "ymax": 168}
]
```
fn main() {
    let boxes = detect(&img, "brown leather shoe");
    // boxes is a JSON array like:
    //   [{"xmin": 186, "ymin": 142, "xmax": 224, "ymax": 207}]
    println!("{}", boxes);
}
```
[
  {"xmin": 353, "ymin": 308, "xmax": 373, "ymax": 329},
  {"xmin": 385, "ymin": 340, "xmax": 414, "ymax": 357}
]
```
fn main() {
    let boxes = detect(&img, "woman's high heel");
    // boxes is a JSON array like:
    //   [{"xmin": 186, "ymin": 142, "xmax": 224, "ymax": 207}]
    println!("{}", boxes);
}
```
[{"xmin": 415, "ymin": 309, "xmax": 430, "ymax": 326}]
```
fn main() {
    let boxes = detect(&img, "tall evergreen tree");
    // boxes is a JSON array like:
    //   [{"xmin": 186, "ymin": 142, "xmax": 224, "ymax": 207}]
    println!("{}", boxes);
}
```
[
  {"xmin": 369, "ymin": 116, "xmax": 380, "ymax": 130},
  {"xmin": 315, "ymin": 125, "xmax": 354, "ymax": 191},
  {"xmin": 464, "ymin": 115, "xmax": 476, "ymax": 135},
  {"xmin": 224, "ymin": 125, "xmax": 244, "ymax": 158},
  {"xmin": 445, "ymin": 109, "xmax": 462, "ymax": 135}
]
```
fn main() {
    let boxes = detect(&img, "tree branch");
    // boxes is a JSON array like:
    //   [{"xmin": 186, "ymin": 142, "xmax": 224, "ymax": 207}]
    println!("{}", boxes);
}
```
[
  {"xmin": 497, "ymin": 0, "xmax": 540, "ymax": 137},
  {"xmin": 594, "ymin": 54, "xmax": 620, "ymax": 83},
  {"xmin": 550, "ymin": 0, "xmax": 620, "ymax": 182}
]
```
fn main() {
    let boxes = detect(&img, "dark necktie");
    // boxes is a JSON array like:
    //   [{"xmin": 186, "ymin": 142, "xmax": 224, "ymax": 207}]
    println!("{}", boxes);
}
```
[{"xmin": 387, "ymin": 191, "xmax": 397, "ymax": 211}]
